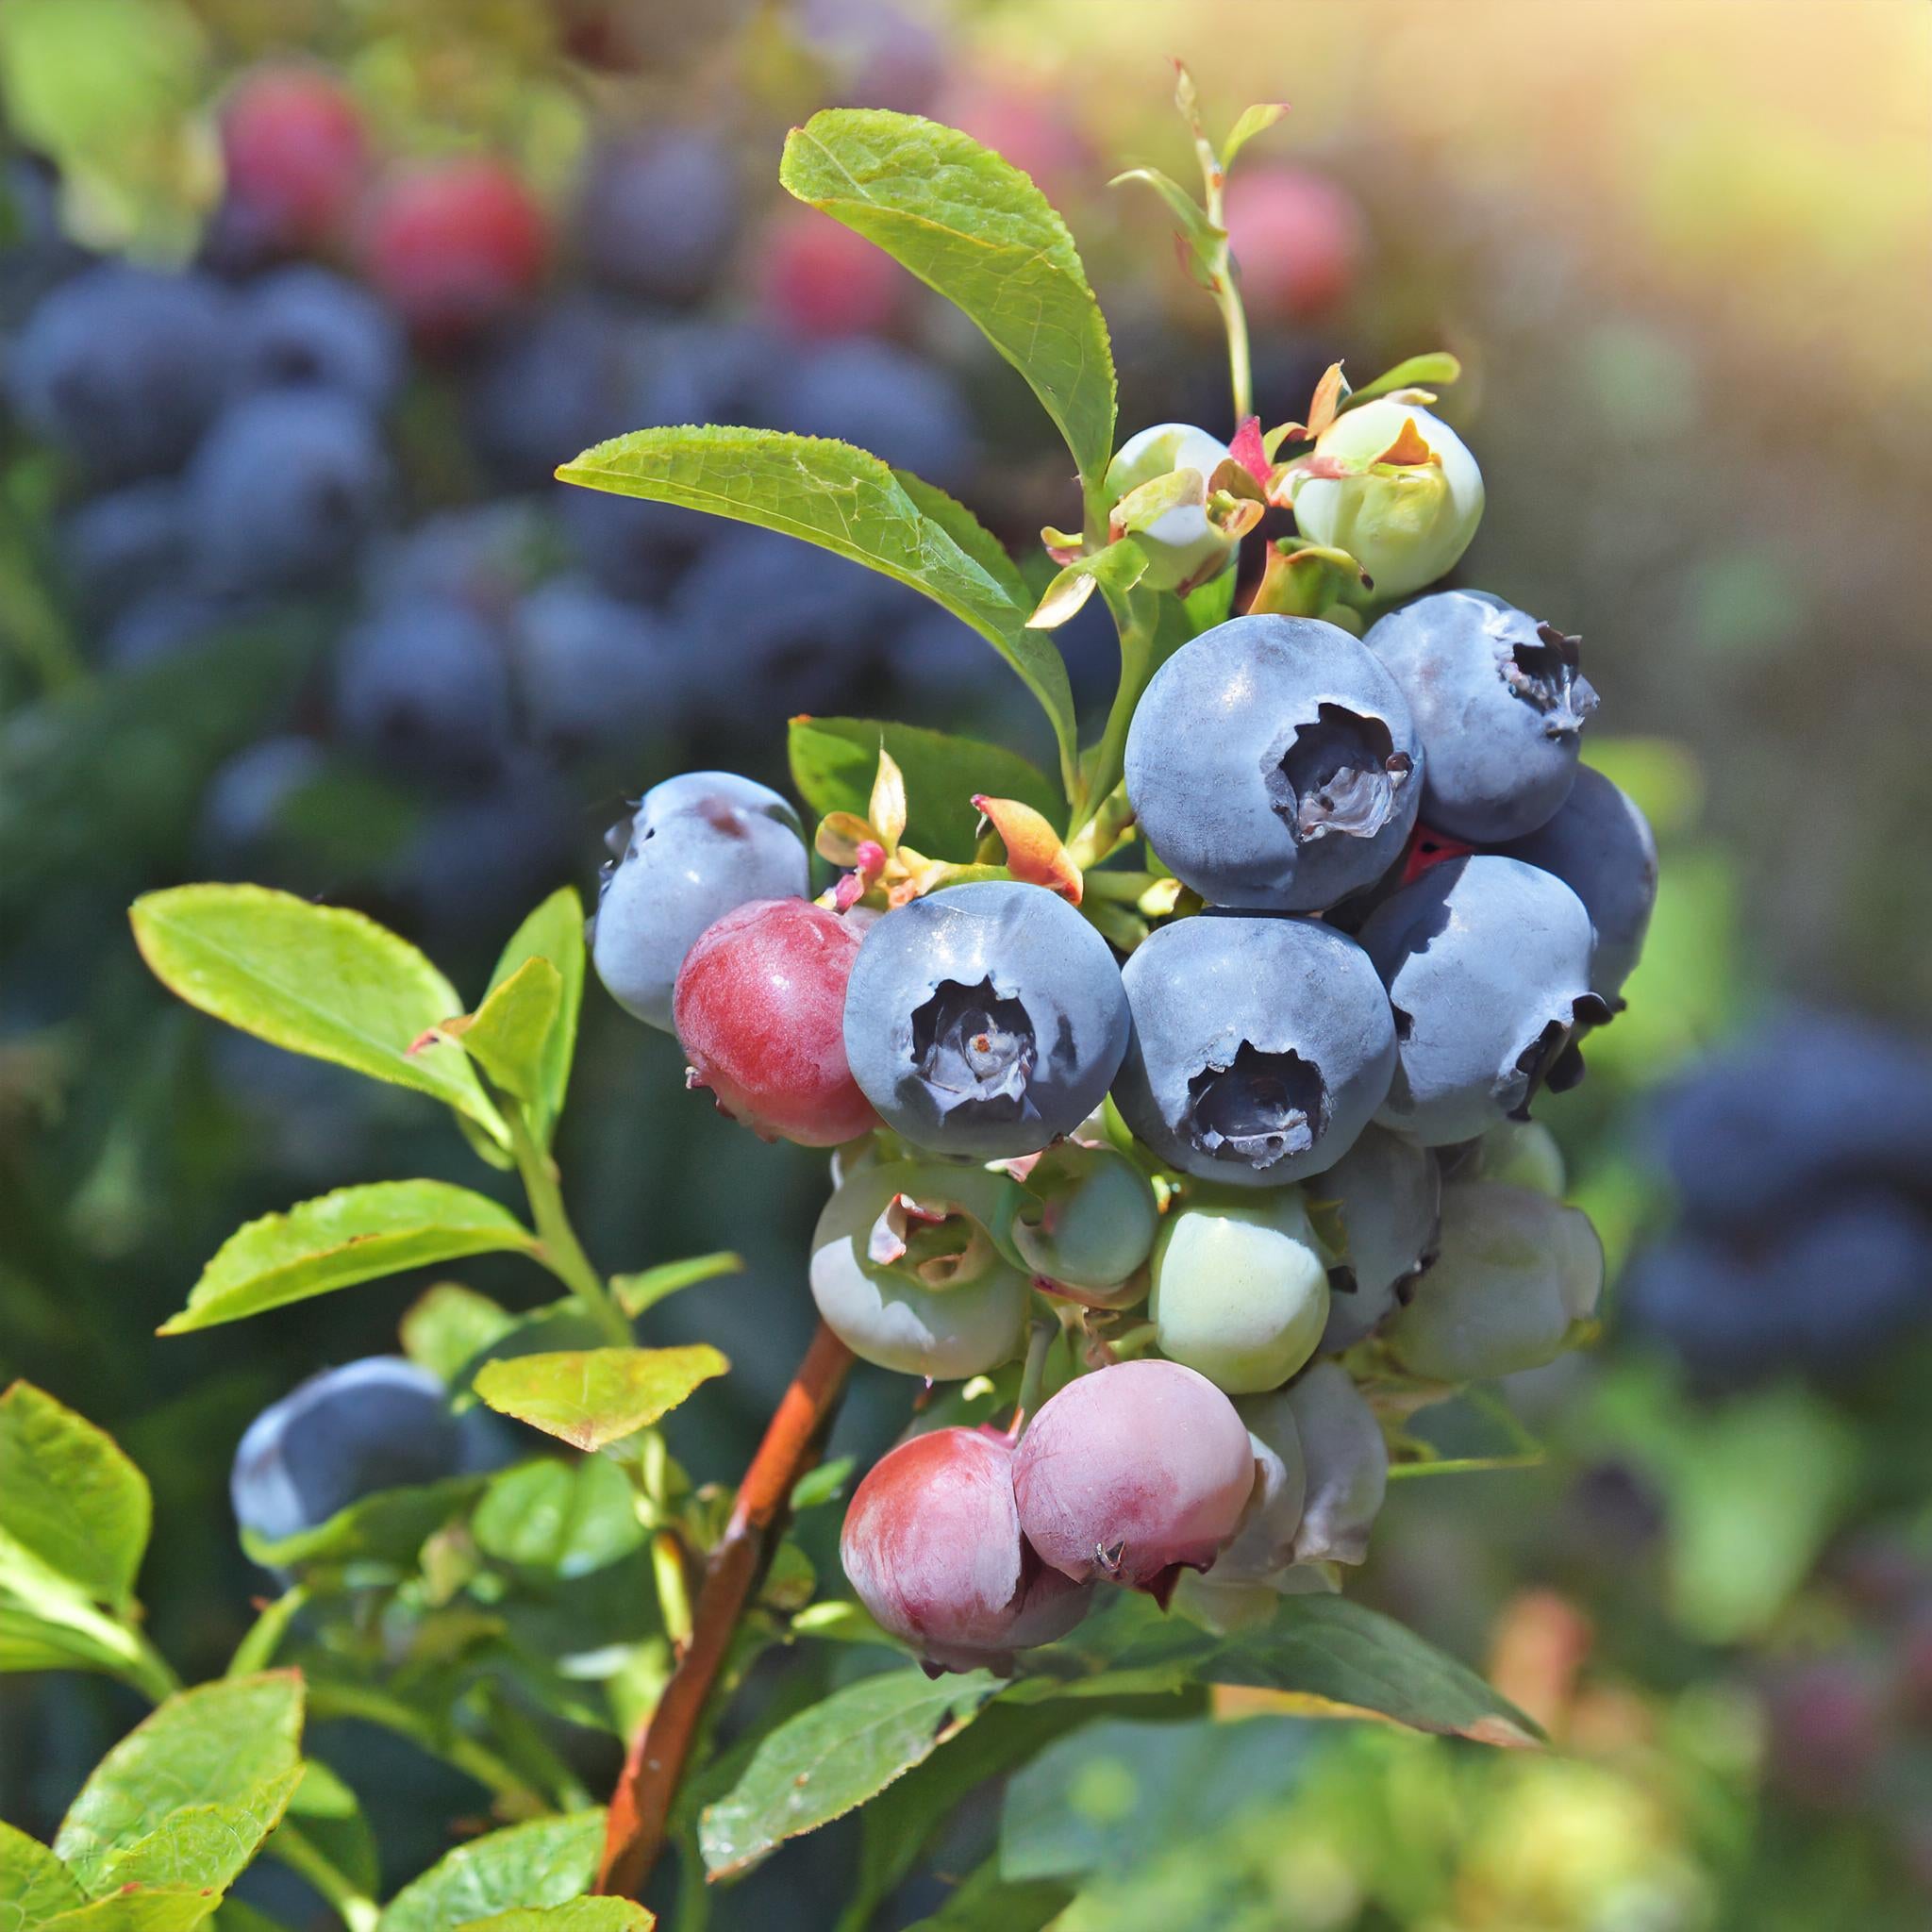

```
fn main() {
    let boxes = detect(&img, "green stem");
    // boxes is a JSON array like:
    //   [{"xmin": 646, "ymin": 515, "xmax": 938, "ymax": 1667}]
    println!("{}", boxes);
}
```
[
  {"xmin": 1072, "ymin": 587, "xmax": 1160, "ymax": 840},
  {"xmin": 275, "ymin": 1824, "xmax": 380, "ymax": 1932},
  {"xmin": 1189, "ymin": 101, "xmax": 1254, "ymax": 426},
  {"xmin": 306, "ymin": 1681, "xmax": 555, "ymax": 1815},
  {"xmin": 508, "ymin": 1107, "xmax": 630, "ymax": 1346},
  {"xmin": 226, "ymin": 1584, "xmax": 309, "ymax": 1677},
  {"xmin": 1010, "ymin": 1321, "xmax": 1057, "ymax": 1438}
]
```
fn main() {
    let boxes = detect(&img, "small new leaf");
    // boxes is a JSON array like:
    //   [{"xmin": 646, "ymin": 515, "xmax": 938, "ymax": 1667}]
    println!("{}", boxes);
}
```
[
  {"xmin": 1222, "ymin": 102, "xmax": 1290, "ymax": 167},
  {"xmin": 869, "ymin": 750, "xmax": 908, "ymax": 853},
  {"xmin": 1108, "ymin": 167, "xmax": 1221, "ymax": 261},
  {"xmin": 974, "ymin": 797, "xmax": 1083, "ymax": 905},
  {"xmin": 1028, "ymin": 539, "xmax": 1151, "ymax": 633},
  {"xmin": 436, "ymin": 957, "xmax": 564, "ymax": 1107},
  {"xmin": 612, "ymin": 1251, "xmax": 744, "ymax": 1320},
  {"xmin": 1342, "ymin": 351, "xmax": 1462, "ymax": 411},
  {"xmin": 473, "ymin": 1346, "xmax": 729, "ymax": 1452},
  {"xmin": 0, "ymin": 1383, "xmax": 150, "ymax": 1610}
]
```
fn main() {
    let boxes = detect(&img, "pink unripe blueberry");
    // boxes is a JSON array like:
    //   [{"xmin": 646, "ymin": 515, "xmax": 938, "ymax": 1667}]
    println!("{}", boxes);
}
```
[
  {"xmin": 841, "ymin": 1425, "xmax": 1091, "ymax": 1675},
  {"xmin": 674, "ymin": 899, "xmax": 877, "ymax": 1147},
  {"xmin": 1012, "ymin": 1359, "xmax": 1257, "ymax": 1603},
  {"xmin": 364, "ymin": 158, "xmax": 547, "ymax": 341},
  {"xmin": 220, "ymin": 65, "xmax": 367, "ymax": 251},
  {"xmin": 758, "ymin": 208, "xmax": 906, "ymax": 340},
  {"xmin": 1223, "ymin": 164, "xmax": 1364, "ymax": 322}
]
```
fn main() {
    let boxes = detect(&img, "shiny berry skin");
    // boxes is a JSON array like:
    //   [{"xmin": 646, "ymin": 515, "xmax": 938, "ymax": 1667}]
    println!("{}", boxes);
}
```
[
  {"xmin": 842, "ymin": 882, "xmax": 1130, "ymax": 1160},
  {"xmin": 1284, "ymin": 1362, "xmax": 1388, "ymax": 1566},
  {"xmin": 1358, "ymin": 855, "xmax": 1607, "ymax": 1145},
  {"xmin": 592, "ymin": 773, "xmax": 808, "ymax": 1034},
  {"xmin": 675, "ymin": 899, "xmax": 877, "ymax": 1146},
  {"xmin": 1366, "ymin": 591, "xmax": 1599, "ymax": 843},
  {"xmin": 840, "ymin": 1426, "xmax": 1091, "ymax": 1675},
  {"xmin": 1382, "ymin": 1180, "xmax": 1604, "ymax": 1382},
  {"xmin": 1124, "ymin": 615, "xmax": 1423, "ymax": 912},
  {"xmin": 1013, "ymin": 1359, "xmax": 1257, "ymax": 1601},
  {"xmin": 1149, "ymin": 1190, "xmax": 1331, "ymax": 1394},
  {"xmin": 1497, "ymin": 764, "xmax": 1657, "ymax": 1003},
  {"xmin": 363, "ymin": 158, "xmax": 547, "ymax": 341},
  {"xmin": 1223, "ymin": 165, "xmax": 1364, "ymax": 322},
  {"xmin": 809, "ymin": 1161, "xmax": 1031, "ymax": 1379},
  {"xmin": 1113, "ymin": 911, "xmax": 1396, "ymax": 1186},
  {"xmin": 220, "ymin": 65, "xmax": 366, "ymax": 251}
]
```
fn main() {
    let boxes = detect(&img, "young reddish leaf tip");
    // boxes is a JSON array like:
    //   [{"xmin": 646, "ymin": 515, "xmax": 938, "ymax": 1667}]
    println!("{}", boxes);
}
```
[{"xmin": 1229, "ymin": 416, "xmax": 1271, "ymax": 486}]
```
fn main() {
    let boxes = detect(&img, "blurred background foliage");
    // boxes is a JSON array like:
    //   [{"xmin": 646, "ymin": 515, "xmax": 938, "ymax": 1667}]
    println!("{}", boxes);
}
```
[{"xmin": 4, "ymin": 0, "xmax": 1932, "ymax": 1925}]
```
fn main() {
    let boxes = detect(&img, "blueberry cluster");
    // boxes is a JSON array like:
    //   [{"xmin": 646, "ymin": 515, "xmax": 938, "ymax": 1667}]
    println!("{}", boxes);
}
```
[
  {"xmin": 584, "ymin": 531, "xmax": 1657, "ymax": 1668},
  {"xmin": 1624, "ymin": 1013, "xmax": 1932, "ymax": 1382},
  {"xmin": 3, "ymin": 61, "xmax": 1005, "ymax": 939}
]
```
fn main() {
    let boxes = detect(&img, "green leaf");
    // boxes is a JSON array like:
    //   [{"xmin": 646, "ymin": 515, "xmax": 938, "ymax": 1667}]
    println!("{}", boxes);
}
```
[
  {"xmin": 95, "ymin": 1767, "xmax": 304, "ymax": 1896},
  {"xmin": 129, "ymin": 886, "xmax": 506, "ymax": 1144},
  {"xmin": 1028, "ymin": 539, "xmax": 1149, "ymax": 631},
  {"xmin": 892, "ymin": 471, "xmax": 1032, "ymax": 608},
  {"xmin": 789, "ymin": 718, "xmax": 1061, "ymax": 861},
  {"xmin": 1025, "ymin": 1592, "xmax": 1540, "ymax": 1745},
  {"xmin": 610, "ymin": 1252, "xmax": 743, "ymax": 1320},
  {"xmin": 241, "ymin": 1476, "xmax": 485, "ymax": 1574},
  {"xmin": 442, "ymin": 958, "xmax": 562, "ymax": 1108},
  {"xmin": 375, "ymin": 1811, "xmax": 607, "ymax": 1932},
  {"xmin": 1000, "ymin": 1715, "xmax": 1313, "ymax": 1883},
  {"xmin": 482, "ymin": 888, "xmax": 586, "ymax": 1147},
  {"xmin": 1109, "ymin": 166, "xmax": 1219, "ymax": 258},
  {"xmin": 1181, "ymin": 567, "xmax": 1238, "ymax": 635},
  {"xmin": 558, "ymin": 428, "xmax": 1076, "ymax": 791},
  {"xmin": 462, "ymin": 1908, "xmax": 653, "ymax": 1932},
  {"xmin": 0, "ymin": 1600, "xmax": 147, "ymax": 1681},
  {"xmin": 781, "ymin": 108, "xmax": 1116, "ymax": 487},
  {"xmin": 473, "ymin": 1347, "xmax": 729, "ymax": 1452},
  {"xmin": 283, "ymin": 1760, "xmax": 378, "ymax": 1899},
  {"xmin": 0, "ymin": 1818, "xmax": 86, "ymax": 1928},
  {"xmin": 472, "ymin": 1457, "xmax": 647, "ymax": 1578},
  {"xmin": 698, "ymin": 1669, "xmax": 999, "ymax": 1879},
  {"xmin": 37, "ymin": 1890, "xmax": 224, "ymax": 1932},
  {"xmin": 1221, "ymin": 102, "xmax": 1289, "ymax": 166},
  {"xmin": 401, "ymin": 1284, "xmax": 518, "ymax": 1387},
  {"xmin": 0, "ymin": 1382, "xmax": 151, "ymax": 1608},
  {"xmin": 1341, "ymin": 351, "xmax": 1463, "ymax": 411},
  {"xmin": 55, "ymin": 1673, "xmax": 304, "ymax": 1891},
  {"xmin": 159, "ymin": 1182, "xmax": 538, "ymax": 1334}
]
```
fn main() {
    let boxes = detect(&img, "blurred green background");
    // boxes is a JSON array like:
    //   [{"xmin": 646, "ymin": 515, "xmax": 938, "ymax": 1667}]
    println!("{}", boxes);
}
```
[{"xmin": 5, "ymin": 1, "xmax": 1932, "ymax": 1925}]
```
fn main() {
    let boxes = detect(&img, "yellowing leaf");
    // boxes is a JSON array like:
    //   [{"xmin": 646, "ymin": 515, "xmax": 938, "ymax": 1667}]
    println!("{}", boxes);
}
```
[{"xmin": 473, "ymin": 1347, "xmax": 730, "ymax": 1452}]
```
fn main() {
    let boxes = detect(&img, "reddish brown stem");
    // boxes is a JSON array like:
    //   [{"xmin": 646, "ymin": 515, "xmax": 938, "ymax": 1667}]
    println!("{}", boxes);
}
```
[{"xmin": 596, "ymin": 1320, "xmax": 856, "ymax": 1899}]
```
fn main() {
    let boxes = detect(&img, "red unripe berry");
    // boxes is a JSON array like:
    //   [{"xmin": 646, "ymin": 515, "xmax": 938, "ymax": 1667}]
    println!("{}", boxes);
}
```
[
  {"xmin": 841, "ymin": 1425, "xmax": 1091, "ymax": 1675},
  {"xmin": 220, "ymin": 65, "xmax": 367, "ymax": 251},
  {"xmin": 1224, "ymin": 165, "xmax": 1365, "ymax": 322},
  {"xmin": 758, "ymin": 210, "xmax": 905, "ymax": 340},
  {"xmin": 363, "ymin": 158, "xmax": 547, "ymax": 341},
  {"xmin": 674, "ymin": 898, "xmax": 877, "ymax": 1147},
  {"xmin": 1013, "ymin": 1358, "xmax": 1257, "ymax": 1604}
]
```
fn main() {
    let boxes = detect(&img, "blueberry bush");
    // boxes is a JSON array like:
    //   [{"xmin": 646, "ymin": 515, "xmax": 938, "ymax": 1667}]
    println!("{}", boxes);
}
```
[{"xmin": 2, "ymin": 70, "xmax": 1669, "ymax": 1930}]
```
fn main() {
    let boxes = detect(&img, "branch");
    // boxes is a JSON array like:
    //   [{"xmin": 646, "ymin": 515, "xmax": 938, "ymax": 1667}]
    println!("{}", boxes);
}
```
[{"xmin": 596, "ymin": 1319, "xmax": 856, "ymax": 1899}]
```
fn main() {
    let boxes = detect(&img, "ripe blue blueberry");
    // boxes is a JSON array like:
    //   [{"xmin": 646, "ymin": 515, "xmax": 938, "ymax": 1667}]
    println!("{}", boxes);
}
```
[
  {"xmin": 1366, "ymin": 590, "xmax": 1598, "ymax": 842},
  {"xmin": 234, "ymin": 265, "xmax": 405, "ymax": 411},
  {"xmin": 1497, "ymin": 764, "xmax": 1657, "ymax": 1003},
  {"xmin": 399, "ymin": 753, "xmax": 579, "ymax": 939},
  {"xmin": 333, "ymin": 594, "xmax": 515, "ymax": 785},
  {"xmin": 513, "ymin": 575, "xmax": 683, "ymax": 758},
  {"xmin": 764, "ymin": 338, "xmax": 975, "ymax": 487},
  {"xmin": 62, "ymin": 480, "xmax": 186, "ymax": 616},
  {"xmin": 186, "ymin": 391, "xmax": 390, "ymax": 594},
  {"xmin": 103, "ymin": 590, "xmax": 251, "ymax": 668},
  {"xmin": 8, "ymin": 264, "xmax": 233, "ymax": 480},
  {"xmin": 230, "ymin": 1357, "xmax": 501, "ymax": 1547},
  {"xmin": 842, "ymin": 881, "xmax": 1131, "ymax": 1159},
  {"xmin": 809, "ymin": 1160, "xmax": 1031, "ymax": 1378},
  {"xmin": 1283, "ymin": 1360, "xmax": 1387, "ymax": 1565},
  {"xmin": 1315, "ymin": 1124, "xmax": 1441, "ymax": 1351},
  {"xmin": 1358, "ymin": 855, "xmax": 1607, "ymax": 1144},
  {"xmin": 1124, "ymin": 614, "xmax": 1423, "ymax": 911},
  {"xmin": 1382, "ymin": 1179, "xmax": 1603, "ymax": 1381},
  {"xmin": 199, "ymin": 735, "xmax": 326, "ymax": 870},
  {"xmin": 576, "ymin": 132, "xmax": 742, "ymax": 306},
  {"xmin": 1112, "ymin": 911, "xmax": 1396, "ymax": 1185},
  {"xmin": 591, "ymin": 771, "xmax": 808, "ymax": 1033},
  {"xmin": 468, "ymin": 295, "xmax": 645, "ymax": 487}
]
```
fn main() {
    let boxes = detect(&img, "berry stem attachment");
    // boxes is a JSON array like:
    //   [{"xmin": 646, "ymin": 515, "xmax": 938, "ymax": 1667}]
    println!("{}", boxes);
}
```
[
  {"xmin": 507, "ymin": 1106, "xmax": 632, "ymax": 1346},
  {"xmin": 1009, "ymin": 1318, "xmax": 1058, "ymax": 1439},
  {"xmin": 1073, "ymin": 585, "xmax": 1161, "ymax": 841},
  {"xmin": 596, "ymin": 1319, "xmax": 856, "ymax": 1900}
]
